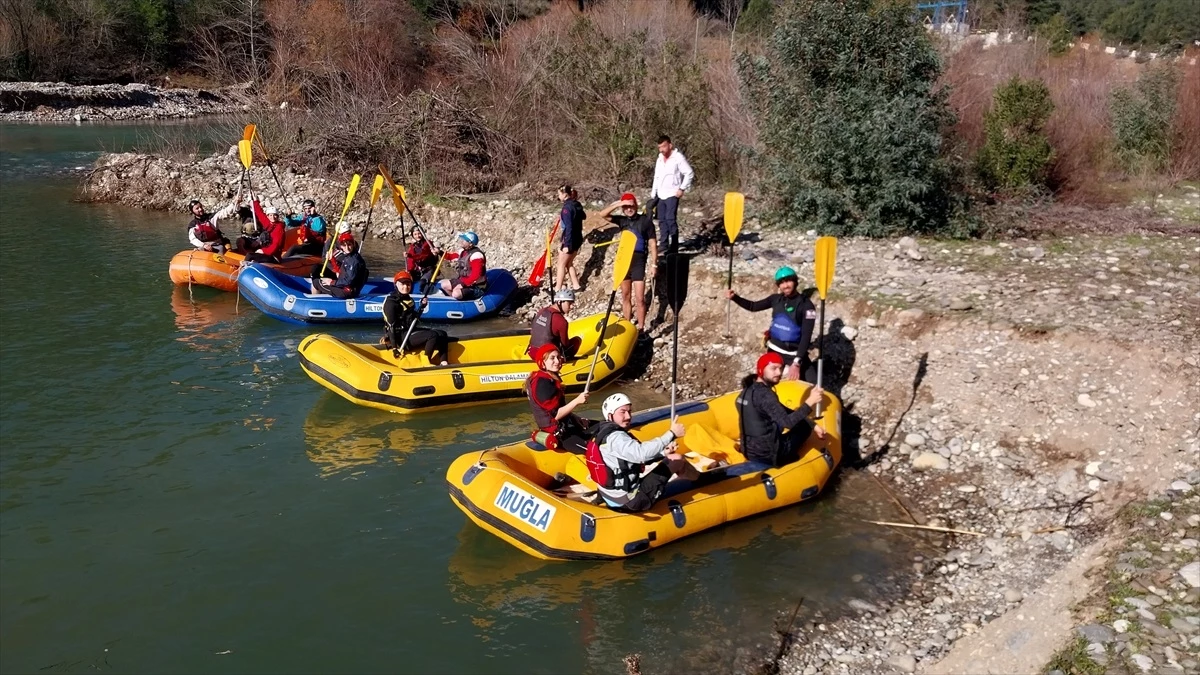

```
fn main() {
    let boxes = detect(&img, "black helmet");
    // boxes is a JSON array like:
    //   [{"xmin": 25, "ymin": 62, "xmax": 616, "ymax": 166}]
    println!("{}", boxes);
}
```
[
  {"xmin": 302, "ymin": 199, "xmax": 316, "ymax": 208},
  {"xmin": 187, "ymin": 199, "xmax": 202, "ymax": 211}
]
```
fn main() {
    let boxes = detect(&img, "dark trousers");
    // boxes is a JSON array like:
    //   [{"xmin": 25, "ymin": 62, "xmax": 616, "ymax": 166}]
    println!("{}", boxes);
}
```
[
  {"xmin": 284, "ymin": 240, "xmax": 323, "ymax": 258},
  {"xmin": 244, "ymin": 251, "xmax": 279, "ymax": 264},
  {"xmin": 405, "ymin": 328, "xmax": 449, "ymax": 364},
  {"xmin": 655, "ymin": 196, "xmax": 679, "ymax": 254}
]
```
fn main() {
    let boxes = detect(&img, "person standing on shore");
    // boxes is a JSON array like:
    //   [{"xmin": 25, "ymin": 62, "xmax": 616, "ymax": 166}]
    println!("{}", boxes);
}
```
[
  {"xmin": 554, "ymin": 185, "xmax": 587, "ymax": 293},
  {"xmin": 726, "ymin": 267, "xmax": 818, "ymax": 382},
  {"xmin": 598, "ymin": 193, "xmax": 656, "ymax": 330},
  {"xmin": 649, "ymin": 135, "xmax": 693, "ymax": 256}
]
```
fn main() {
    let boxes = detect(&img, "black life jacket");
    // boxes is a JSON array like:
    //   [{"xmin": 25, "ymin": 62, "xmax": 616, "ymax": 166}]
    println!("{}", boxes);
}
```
[
  {"xmin": 585, "ymin": 422, "xmax": 643, "ymax": 491},
  {"xmin": 525, "ymin": 370, "xmax": 565, "ymax": 433},
  {"xmin": 738, "ymin": 381, "xmax": 781, "ymax": 465},
  {"xmin": 455, "ymin": 245, "xmax": 488, "ymax": 289},
  {"xmin": 528, "ymin": 305, "xmax": 562, "ymax": 354},
  {"xmin": 383, "ymin": 292, "xmax": 417, "ymax": 347}
]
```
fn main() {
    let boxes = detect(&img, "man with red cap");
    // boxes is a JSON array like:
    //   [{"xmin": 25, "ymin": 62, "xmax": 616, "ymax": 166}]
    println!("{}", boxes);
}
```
[
  {"xmin": 736, "ymin": 352, "xmax": 826, "ymax": 469},
  {"xmin": 598, "ymin": 192, "xmax": 657, "ymax": 330},
  {"xmin": 524, "ymin": 343, "xmax": 591, "ymax": 453}
]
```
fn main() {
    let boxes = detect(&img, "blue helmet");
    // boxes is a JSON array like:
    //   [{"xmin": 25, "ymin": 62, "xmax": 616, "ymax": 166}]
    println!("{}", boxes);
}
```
[{"xmin": 459, "ymin": 231, "xmax": 479, "ymax": 246}]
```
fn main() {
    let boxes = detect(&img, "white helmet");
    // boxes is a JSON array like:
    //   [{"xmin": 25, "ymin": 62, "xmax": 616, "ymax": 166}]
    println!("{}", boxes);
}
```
[
  {"xmin": 337, "ymin": 220, "xmax": 351, "ymax": 234},
  {"xmin": 602, "ymin": 393, "xmax": 631, "ymax": 420},
  {"xmin": 263, "ymin": 204, "xmax": 279, "ymax": 216}
]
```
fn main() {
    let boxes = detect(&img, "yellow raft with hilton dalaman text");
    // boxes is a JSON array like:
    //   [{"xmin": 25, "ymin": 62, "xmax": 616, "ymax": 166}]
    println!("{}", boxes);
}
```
[
  {"xmin": 297, "ymin": 312, "xmax": 638, "ymax": 414},
  {"xmin": 445, "ymin": 380, "xmax": 842, "ymax": 560}
]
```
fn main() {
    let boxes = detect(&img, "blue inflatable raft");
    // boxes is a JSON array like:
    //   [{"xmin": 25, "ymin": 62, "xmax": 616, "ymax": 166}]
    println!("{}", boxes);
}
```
[{"xmin": 237, "ymin": 265, "xmax": 518, "ymax": 325}]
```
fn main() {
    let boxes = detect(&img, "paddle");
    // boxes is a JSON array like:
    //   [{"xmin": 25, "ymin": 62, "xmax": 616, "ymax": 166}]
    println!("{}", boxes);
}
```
[
  {"xmin": 378, "ymin": 164, "xmax": 433, "ymax": 240},
  {"xmin": 527, "ymin": 217, "xmax": 559, "ymax": 288},
  {"xmin": 359, "ymin": 174, "xmax": 385, "ymax": 254},
  {"xmin": 813, "ymin": 236, "xmax": 838, "ymax": 417},
  {"xmin": 665, "ymin": 251, "xmax": 691, "ymax": 419},
  {"xmin": 723, "ymin": 192, "xmax": 744, "ymax": 337},
  {"xmin": 249, "ymin": 127, "xmax": 294, "ymax": 213},
  {"xmin": 320, "ymin": 173, "xmax": 362, "ymax": 278},
  {"xmin": 243, "ymin": 124, "xmax": 256, "ymax": 143},
  {"xmin": 583, "ymin": 230, "xmax": 636, "ymax": 394}
]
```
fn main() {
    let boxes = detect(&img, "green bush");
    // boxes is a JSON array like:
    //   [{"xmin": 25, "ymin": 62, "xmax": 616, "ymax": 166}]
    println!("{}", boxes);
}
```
[
  {"xmin": 1036, "ymin": 13, "xmax": 1074, "ymax": 56},
  {"xmin": 737, "ymin": 0, "xmax": 967, "ymax": 237},
  {"xmin": 975, "ymin": 76, "xmax": 1056, "ymax": 193},
  {"xmin": 1110, "ymin": 66, "xmax": 1178, "ymax": 174}
]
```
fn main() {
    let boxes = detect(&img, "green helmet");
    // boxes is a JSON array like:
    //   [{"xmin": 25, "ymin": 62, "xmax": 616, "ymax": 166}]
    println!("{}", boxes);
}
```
[{"xmin": 774, "ymin": 266, "xmax": 798, "ymax": 283}]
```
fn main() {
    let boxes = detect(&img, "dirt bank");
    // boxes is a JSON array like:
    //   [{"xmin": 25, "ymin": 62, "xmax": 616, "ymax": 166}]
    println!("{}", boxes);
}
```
[
  {"xmin": 81, "ymin": 151, "xmax": 1200, "ymax": 674},
  {"xmin": 0, "ymin": 81, "xmax": 255, "ymax": 122}
]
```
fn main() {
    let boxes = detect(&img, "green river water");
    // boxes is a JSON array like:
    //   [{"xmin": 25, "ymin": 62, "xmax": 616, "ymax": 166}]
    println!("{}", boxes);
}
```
[{"xmin": 0, "ymin": 122, "xmax": 917, "ymax": 675}]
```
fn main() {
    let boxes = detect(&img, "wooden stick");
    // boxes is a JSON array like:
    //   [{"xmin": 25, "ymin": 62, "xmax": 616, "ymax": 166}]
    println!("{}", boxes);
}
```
[
  {"xmin": 868, "ymin": 471, "xmax": 922, "ymax": 525},
  {"xmin": 865, "ymin": 520, "xmax": 985, "ymax": 536}
]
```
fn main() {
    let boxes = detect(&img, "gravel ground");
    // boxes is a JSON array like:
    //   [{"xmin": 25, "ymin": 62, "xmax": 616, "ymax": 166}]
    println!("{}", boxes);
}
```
[{"xmin": 81, "ymin": 150, "xmax": 1200, "ymax": 674}]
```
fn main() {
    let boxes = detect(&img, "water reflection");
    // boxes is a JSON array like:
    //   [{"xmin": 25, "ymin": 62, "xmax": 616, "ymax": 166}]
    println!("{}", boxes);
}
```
[
  {"xmin": 169, "ymin": 286, "xmax": 241, "ymax": 351},
  {"xmin": 447, "ymin": 474, "xmax": 925, "ymax": 675}
]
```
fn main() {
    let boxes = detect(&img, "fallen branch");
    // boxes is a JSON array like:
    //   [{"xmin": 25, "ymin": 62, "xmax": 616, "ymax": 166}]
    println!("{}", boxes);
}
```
[{"xmin": 865, "ymin": 520, "xmax": 986, "ymax": 536}]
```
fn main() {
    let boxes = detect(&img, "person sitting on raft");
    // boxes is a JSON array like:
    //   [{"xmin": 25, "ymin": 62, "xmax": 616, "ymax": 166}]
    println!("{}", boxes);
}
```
[
  {"xmin": 725, "ymin": 266, "xmax": 817, "ymax": 382},
  {"xmin": 238, "ymin": 202, "xmax": 286, "ymax": 264},
  {"xmin": 186, "ymin": 196, "xmax": 239, "ymax": 254},
  {"xmin": 438, "ymin": 231, "xmax": 488, "ymax": 300},
  {"xmin": 585, "ymin": 393, "xmax": 698, "ymax": 512},
  {"xmin": 382, "ymin": 271, "xmax": 450, "ymax": 366},
  {"xmin": 524, "ymin": 344, "xmax": 591, "ymax": 453},
  {"xmin": 736, "ymin": 352, "xmax": 826, "ymax": 470},
  {"xmin": 526, "ymin": 287, "xmax": 582, "ymax": 361},
  {"xmin": 405, "ymin": 227, "xmax": 440, "ymax": 291},
  {"xmin": 310, "ymin": 231, "xmax": 368, "ymax": 299},
  {"xmin": 282, "ymin": 199, "xmax": 328, "ymax": 258}
]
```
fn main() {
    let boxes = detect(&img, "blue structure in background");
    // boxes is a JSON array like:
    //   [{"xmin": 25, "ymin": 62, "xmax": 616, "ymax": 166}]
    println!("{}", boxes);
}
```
[{"xmin": 916, "ymin": 0, "xmax": 968, "ymax": 28}]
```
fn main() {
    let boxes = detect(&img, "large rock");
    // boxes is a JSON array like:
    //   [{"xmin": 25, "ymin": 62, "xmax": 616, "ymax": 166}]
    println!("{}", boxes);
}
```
[{"xmin": 911, "ymin": 452, "xmax": 950, "ymax": 471}]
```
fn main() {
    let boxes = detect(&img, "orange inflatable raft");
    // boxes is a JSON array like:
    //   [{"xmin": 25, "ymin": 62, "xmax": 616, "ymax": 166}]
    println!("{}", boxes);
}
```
[{"xmin": 168, "ymin": 229, "xmax": 317, "ymax": 292}]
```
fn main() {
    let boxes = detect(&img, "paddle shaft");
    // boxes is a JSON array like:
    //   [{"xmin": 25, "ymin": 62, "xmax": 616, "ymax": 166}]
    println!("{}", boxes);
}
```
[
  {"xmin": 360, "ymin": 202, "xmax": 378, "ymax": 254},
  {"xmin": 671, "ymin": 303, "xmax": 679, "ymax": 418},
  {"xmin": 816, "ymin": 297, "xmax": 826, "ymax": 417},
  {"xmin": 394, "ymin": 193, "xmax": 438, "ymax": 252},
  {"xmin": 396, "ymin": 299, "xmax": 425, "ymax": 355},
  {"xmin": 725, "ymin": 244, "xmax": 734, "ymax": 336},
  {"xmin": 583, "ymin": 290, "xmax": 617, "ymax": 394},
  {"xmin": 266, "ymin": 163, "xmax": 293, "ymax": 213}
]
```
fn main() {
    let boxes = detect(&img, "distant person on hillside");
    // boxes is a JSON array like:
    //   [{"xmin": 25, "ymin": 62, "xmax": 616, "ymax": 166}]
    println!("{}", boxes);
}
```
[
  {"xmin": 186, "ymin": 196, "xmax": 239, "ymax": 254},
  {"xmin": 438, "ymin": 231, "xmax": 488, "ymax": 300},
  {"xmin": 598, "ymin": 193, "xmax": 656, "ymax": 330},
  {"xmin": 736, "ymin": 352, "xmax": 826, "ymax": 470},
  {"xmin": 554, "ymin": 185, "xmax": 588, "ymax": 292},
  {"xmin": 283, "ymin": 199, "xmax": 328, "ymax": 258},
  {"xmin": 648, "ymin": 135, "xmax": 693, "ymax": 256}
]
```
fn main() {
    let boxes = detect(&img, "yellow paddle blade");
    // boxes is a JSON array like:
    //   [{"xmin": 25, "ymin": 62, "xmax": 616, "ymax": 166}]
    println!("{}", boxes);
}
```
[
  {"xmin": 237, "ymin": 139, "xmax": 252, "ymax": 169},
  {"xmin": 242, "ymin": 124, "xmax": 256, "ymax": 143},
  {"xmin": 611, "ymin": 230, "xmax": 637, "ymax": 292},
  {"xmin": 369, "ymin": 174, "xmax": 384, "ymax": 207},
  {"xmin": 338, "ymin": 173, "xmax": 362, "ymax": 223},
  {"xmin": 723, "ymin": 192, "xmax": 744, "ymax": 244},
  {"xmin": 429, "ymin": 252, "xmax": 448, "ymax": 283},
  {"xmin": 814, "ymin": 236, "xmax": 838, "ymax": 300},
  {"xmin": 398, "ymin": 185, "xmax": 407, "ymax": 204}
]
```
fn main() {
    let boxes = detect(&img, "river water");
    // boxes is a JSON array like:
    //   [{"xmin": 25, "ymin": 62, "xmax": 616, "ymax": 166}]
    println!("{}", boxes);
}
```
[{"xmin": 0, "ymin": 122, "xmax": 919, "ymax": 674}]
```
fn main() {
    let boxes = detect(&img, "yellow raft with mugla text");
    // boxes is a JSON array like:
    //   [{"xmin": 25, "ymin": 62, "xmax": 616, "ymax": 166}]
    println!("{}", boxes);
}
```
[
  {"xmin": 297, "ymin": 313, "xmax": 638, "ymax": 414},
  {"xmin": 445, "ymin": 381, "xmax": 842, "ymax": 560}
]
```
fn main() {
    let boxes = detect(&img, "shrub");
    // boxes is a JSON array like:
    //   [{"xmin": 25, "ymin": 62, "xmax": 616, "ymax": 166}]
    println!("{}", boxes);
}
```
[
  {"xmin": 1036, "ymin": 13, "xmax": 1073, "ymax": 56},
  {"xmin": 1110, "ymin": 66, "xmax": 1179, "ymax": 175},
  {"xmin": 975, "ymin": 76, "xmax": 1056, "ymax": 193},
  {"xmin": 738, "ymin": 0, "xmax": 966, "ymax": 237}
]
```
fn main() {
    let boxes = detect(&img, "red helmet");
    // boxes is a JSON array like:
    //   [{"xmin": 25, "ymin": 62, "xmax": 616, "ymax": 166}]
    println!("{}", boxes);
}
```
[
  {"xmin": 393, "ymin": 270, "xmax": 413, "ymax": 283},
  {"xmin": 337, "ymin": 232, "xmax": 355, "ymax": 244}
]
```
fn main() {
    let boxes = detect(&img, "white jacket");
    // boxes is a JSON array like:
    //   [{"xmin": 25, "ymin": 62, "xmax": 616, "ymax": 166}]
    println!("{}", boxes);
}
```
[
  {"xmin": 596, "ymin": 427, "xmax": 676, "ymax": 505},
  {"xmin": 188, "ymin": 200, "xmax": 239, "ymax": 248},
  {"xmin": 651, "ymin": 150, "xmax": 694, "ymax": 200}
]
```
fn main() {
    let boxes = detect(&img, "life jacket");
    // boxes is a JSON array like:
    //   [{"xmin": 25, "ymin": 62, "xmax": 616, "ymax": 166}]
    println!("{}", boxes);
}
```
[
  {"xmin": 525, "ymin": 370, "xmax": 565, "ymax": 433},
  {"xmin": 298, "ymin": 215, "xmax": 326, "ymax": 244},
  {"xmin": 769, "ymin": 304, "xmax": 803, "ymax": 343},
  {"xmin": 584, "ymin": 422, "xmax": 642, "ymax": 491},
  {"xmin": 737, "ymin": 381, "xmax": 781, "ymax": 465},
  {"xmin": 190, "ymin": 218, "xmax": 220, "ymax": 242},
  {"xmin": 456, "ymin": 245, "xmax": 488, "ymax": 289},
  {"xmin": 383, "ymin": 293, "xmax": 417, "ymax": 347},
  {"xmin": 527, "ymin": 305, "xmax": 562, "ymax": 356}
]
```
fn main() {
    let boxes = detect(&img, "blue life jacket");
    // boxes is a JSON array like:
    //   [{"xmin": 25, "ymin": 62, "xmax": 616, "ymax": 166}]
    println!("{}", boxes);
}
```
[{"xmin": 769, "ymin": 309, "xmax": 803, "ymax": 343}]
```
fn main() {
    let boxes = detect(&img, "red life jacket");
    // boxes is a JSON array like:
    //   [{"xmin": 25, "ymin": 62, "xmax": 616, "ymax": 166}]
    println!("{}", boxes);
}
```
[
  {"xmin": 584, "ymin": 422, "xmax": 640, "ymax": 490},
  {"xmin": 524, "ymin": 370, "xmax": 564, "ymax": 433},
  {"xmin": 192, "ymin": 220, "xmax": 220, "ymax": 242},
  {"xmin": 299, "ymin": 215, "xmax": 326, "ymax": 244}
]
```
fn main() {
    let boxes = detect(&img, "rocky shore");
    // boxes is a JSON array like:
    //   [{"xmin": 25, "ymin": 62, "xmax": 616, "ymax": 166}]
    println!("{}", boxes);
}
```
[
  {"xmin": 0, "ymin": 81, "xmax": 254, "ymax": 121},
  {"xmin": 81, "ymin": 151, "xmax": 1200, "ymax": 674}
]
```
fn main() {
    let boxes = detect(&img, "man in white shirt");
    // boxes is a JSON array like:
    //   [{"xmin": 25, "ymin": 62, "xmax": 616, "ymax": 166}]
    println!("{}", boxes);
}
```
[{"xmin": 649, "ymin": 134, "xmax": 694, "ymax": 255}]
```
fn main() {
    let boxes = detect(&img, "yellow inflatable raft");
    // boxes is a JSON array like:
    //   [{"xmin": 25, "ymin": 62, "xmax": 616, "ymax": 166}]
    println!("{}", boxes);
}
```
[
  {"xmin": 446, "ymin": 381, "xmax": 842, "ymax": 560},
  {"xmin": 297, "ymin": 313, "xmax": 639, "ymax": 414}
]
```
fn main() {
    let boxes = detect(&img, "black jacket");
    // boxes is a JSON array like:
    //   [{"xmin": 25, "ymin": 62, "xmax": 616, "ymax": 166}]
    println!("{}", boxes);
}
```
[{"xmin": 737, "ymin": 381, "xmax": 814, "ymax": 466}]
